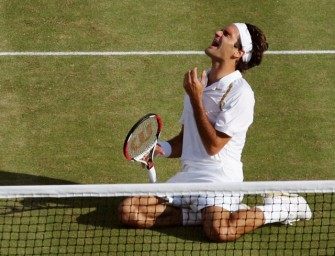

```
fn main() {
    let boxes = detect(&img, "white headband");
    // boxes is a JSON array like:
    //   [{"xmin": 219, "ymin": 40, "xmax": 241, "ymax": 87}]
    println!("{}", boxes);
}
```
[{"xmin": 233, "ymin": 23, "xmax": 253, "ymax": 63}]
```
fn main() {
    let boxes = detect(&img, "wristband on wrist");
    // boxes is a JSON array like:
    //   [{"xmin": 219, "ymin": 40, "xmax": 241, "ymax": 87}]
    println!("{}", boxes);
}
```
[{"xmin": 157, "ymin": 141, "xmax": 172, "ymax": 158}]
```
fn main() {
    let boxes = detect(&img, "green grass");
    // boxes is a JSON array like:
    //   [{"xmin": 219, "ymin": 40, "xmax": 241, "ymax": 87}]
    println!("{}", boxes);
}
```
[
  {"xmin": 1, "ymin": 194, "xmax": 334, "ymax": 256},
  {"xmin": 0, "ymin": 0, "xmax": 334, "ymax": 255},
  {"xmin": 243, "ymin": 54, "xmax": 335, "ymax": 181}
]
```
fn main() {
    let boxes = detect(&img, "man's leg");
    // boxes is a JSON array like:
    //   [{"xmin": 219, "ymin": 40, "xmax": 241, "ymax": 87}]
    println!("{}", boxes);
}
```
[
  {"xmin": 118, "ymin": 196, "xmax": 183, "ymax": 228},
  {"xmin": 201, "ymin": 193, "xmax": 312, "ymax": 242},
  {"xmin": 201, "ymin": 206, "xmax": 265, "ymax": 242}
]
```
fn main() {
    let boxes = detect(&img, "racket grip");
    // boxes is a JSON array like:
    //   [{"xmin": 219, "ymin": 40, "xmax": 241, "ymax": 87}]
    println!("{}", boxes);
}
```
[{"xmin": 148, "ymin": 166, "xmax": 157, "ymax": 183}]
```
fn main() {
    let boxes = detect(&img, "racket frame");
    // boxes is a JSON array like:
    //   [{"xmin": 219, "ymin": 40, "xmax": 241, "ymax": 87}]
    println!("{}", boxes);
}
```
[{"xmin": 123, "ymin": 113, "xmax": 162, "ymax": 183}]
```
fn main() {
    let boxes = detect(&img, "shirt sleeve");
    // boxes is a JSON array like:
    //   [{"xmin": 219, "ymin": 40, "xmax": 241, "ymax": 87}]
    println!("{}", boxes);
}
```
[{"xmin": 215, "ymin": 86, "xmax": 255, "ymax": 137}]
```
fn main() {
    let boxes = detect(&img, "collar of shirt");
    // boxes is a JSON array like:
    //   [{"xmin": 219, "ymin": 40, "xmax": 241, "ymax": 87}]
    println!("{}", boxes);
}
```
[{"xmin": 204, "ymin": 70, "xmax": 242, "ymax": 91}]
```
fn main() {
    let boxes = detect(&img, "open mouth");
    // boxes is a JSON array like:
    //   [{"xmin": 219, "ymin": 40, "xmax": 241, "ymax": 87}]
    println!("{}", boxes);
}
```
[{"xmin": 211, "ymin": 39, "xmax": 220, "ymax": 48}]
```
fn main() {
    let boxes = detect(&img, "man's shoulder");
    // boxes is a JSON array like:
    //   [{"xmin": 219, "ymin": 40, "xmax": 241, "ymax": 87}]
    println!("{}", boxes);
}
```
[{"xmin": 232, "ymin": 78, "xmax": 254, "ymax": 97}]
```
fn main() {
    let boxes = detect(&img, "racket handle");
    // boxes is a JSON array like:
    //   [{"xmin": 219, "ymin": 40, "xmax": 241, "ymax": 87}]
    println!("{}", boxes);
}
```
[{"xmin": 147, "ymin": 166, "xmax": 157, "ymax": 183}]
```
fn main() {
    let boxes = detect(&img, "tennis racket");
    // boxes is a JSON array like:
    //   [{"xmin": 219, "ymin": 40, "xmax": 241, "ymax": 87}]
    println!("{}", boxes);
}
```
[{"xmin": 123, "ymin": 113, "xmax": 162, "ymax": 183}]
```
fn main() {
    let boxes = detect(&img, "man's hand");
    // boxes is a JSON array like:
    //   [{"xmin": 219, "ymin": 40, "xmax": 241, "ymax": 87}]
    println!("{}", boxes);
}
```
[
  {"xmin": 183, "ymin": 67, "xmax": 231, "ymax": 156},
  {"xmin": 140, "ymin": 145, "xmax": 165, "ymax": 169},
  {"xmin": 183, "ymin": 67, "xmax": 207, "ymax": 102}
]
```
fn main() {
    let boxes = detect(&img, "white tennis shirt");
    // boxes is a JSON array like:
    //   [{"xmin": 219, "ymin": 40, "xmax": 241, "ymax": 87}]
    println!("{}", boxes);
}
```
[{"xmin": 167, "ymin": 70, "xmax": 255, "ymax": 183}]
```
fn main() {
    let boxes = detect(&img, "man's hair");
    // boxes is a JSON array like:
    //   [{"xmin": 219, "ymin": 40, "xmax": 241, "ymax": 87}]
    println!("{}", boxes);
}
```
[{"xmin": 235, "ymin": 23, "xmax": 268, "ymax": 73}]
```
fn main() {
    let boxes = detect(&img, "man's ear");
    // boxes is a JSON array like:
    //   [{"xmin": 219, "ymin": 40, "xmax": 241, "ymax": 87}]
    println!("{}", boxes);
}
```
[{"xmin": 233, "ymin": 49, "xmax": 244, "ymax": 60}]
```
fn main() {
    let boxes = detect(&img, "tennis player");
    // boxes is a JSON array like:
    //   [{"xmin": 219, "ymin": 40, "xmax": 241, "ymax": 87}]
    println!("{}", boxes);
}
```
[{"xmin": 119, "ymin": 22, "xmax": 311, "ymax": 242}]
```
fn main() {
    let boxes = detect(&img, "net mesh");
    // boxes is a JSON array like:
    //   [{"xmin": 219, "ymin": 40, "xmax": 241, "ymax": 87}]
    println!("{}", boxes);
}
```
[{"xmin": 0, "ymin": 181, "xmax": 334, "ymax": 256}]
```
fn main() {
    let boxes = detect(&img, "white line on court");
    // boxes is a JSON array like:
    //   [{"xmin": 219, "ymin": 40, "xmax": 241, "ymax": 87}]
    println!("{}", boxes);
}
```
[{"xmin": 0, "ymin": 50, "xmax": 334, "ymax": 56}]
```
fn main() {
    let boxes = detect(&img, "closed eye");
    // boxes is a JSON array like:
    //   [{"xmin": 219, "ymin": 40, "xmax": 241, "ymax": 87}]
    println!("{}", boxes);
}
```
[{"xmin": 223, "ymin": 30, "xmax": 229, "ymax": 37}]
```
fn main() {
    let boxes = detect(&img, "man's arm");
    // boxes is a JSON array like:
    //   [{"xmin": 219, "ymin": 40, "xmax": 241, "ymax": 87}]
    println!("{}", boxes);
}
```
[
  {"xmin": 191, "ymin": 100, "xmax": 231, "ymax": 155},
  {"xmin": 167, "ymin": 127, "xmax": 183, "ymax": 158},
  {"xmin": 184, "ymin": 67, "xmax": 231, "ymax": 156},
  {"xmin": 156, "ymin": 127, "xmax": 183, "ymax": 158}
]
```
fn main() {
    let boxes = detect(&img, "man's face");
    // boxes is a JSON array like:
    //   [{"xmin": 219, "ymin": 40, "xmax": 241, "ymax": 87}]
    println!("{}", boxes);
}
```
[{"xmin": 205, "ymin": 24, "xmax": 240, "ymax": 61}]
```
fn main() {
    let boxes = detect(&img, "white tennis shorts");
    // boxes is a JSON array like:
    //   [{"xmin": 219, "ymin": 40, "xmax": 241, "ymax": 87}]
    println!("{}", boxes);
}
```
[
  {"xmin": 167, "ymin": 193, "xmax": 245, "ymax": 212},
  {"xmin": 166, "ymin": 194, "xmax": 248, "ymax": 226}
]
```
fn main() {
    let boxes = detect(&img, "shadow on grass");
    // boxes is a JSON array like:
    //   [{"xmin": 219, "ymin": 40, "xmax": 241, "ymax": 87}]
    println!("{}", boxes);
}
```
[
  {"xmin": 0, "ymin": 170, "xmax": 123, "ymax": 227},
  {"xmin": 0, "ymin": 170, "xmax": 207, "ymax": 241},
  {"xmin": 77, "ymin": 203, "xmax": 207, "ymax": 242},
  {"xmin": 0, "ymin": 169, "xmax": 77, "ymax": 185}
]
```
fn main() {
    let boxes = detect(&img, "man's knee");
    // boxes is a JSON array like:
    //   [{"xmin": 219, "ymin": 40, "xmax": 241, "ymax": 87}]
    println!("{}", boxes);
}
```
[
  {"xmin": 118, "ymin": 197, "xmax": 139, "ymax": 226},
  {"xmin": 202, "ymin": 206, "xmax": 240, "ymax": 242},
  {"xmin": 203, "ymin": 223, "xmax": 241, "ymax": 242},
  {"xmin": 118, "ymin": 199, "xmax": 130, "ymax": 224}
]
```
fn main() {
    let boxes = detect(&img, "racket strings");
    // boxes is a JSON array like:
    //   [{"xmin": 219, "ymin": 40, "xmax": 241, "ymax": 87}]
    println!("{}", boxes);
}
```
[{"xmin": 127, "ymin": 119, "xmax": 158, "ymax": 159}]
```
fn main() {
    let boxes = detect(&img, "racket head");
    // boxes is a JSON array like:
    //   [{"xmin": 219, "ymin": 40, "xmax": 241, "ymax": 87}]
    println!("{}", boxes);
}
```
[{"xmin": 123, "ymin": 113, "xmax": 162, "ymax": 162}]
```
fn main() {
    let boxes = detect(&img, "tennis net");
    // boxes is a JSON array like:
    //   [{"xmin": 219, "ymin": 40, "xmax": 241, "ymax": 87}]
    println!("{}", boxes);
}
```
[{"xmin": 0, "ymin": 180, "xmax": 334, "ymax": 256}]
